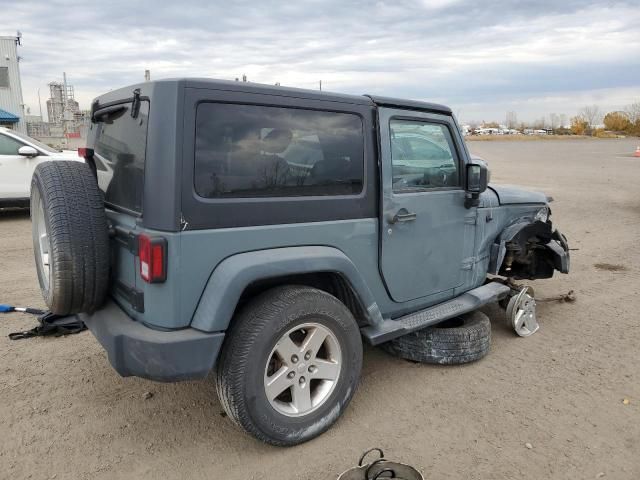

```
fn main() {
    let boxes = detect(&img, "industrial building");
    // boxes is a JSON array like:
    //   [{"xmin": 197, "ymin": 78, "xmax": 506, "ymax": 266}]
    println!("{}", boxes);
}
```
[
  {"xmin": 46, "ymin": 74, "xmax": 80, "ymax": 124},
  {"xmin": 24, "ymin": 72, "xmax": 89, "ymax": 149},
  {"xmin": 0, "ymin": 34, "xmax": 26, "ymax": 133}
]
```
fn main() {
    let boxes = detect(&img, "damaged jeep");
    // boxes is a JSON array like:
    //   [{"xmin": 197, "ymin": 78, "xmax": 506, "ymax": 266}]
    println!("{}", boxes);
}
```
[{"xmin": 30, "ymin": 79, "xmax": 569, "ymax": 446}]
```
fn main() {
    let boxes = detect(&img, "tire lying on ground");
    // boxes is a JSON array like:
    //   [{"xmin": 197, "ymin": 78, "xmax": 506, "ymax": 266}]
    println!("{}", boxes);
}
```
[
  {"xmin": 381, "ymin": 311, "xmax": 491, "ymax": 365},
  {"xmin": 30, "ymin": 161, "xmax": 109, "ymax": 315}
]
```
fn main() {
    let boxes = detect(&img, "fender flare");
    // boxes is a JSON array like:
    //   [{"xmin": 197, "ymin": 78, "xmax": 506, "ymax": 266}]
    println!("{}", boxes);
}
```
[{"xmin": 190, "ymin": 246, "xmax": 383, "ymax": 332}]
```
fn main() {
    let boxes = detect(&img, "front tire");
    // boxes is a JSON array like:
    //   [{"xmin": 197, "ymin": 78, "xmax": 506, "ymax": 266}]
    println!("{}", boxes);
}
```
[{"xmin": 215, "ymin": 285, "xmax": 362, "ymax": 446}]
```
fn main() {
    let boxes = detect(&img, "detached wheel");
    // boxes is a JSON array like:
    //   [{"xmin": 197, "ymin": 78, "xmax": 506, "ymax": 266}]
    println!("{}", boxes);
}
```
[
  {"xmin": 31, "ymin": 161, "xmax": 109, "ymax": 315},
  {"xmin": 215, "ymin": 285, "xmax": 362, "ymax": 446},
  {"xmin": 382, "ymin": 311, "xmax": 491, "ymax": 365}
]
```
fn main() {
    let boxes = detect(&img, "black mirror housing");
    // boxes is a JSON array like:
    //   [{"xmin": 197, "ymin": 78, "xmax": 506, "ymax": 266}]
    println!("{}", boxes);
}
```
[
  {"xmin": 465, "ymin": 163, "xmax": 489, "ymax": 208},
  {"xmin": 466, "ymin": 163, "xmax": 488, "ymax": 193}
]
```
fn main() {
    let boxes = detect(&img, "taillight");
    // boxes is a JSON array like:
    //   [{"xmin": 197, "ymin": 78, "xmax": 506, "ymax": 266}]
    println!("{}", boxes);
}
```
[
  {"xmin": 77, "ymin": 147, "xmax": 94, "ymax": 159},
  {"xmin": 138, "ymin": 234, "xmax": 167, "ymax": 283}
]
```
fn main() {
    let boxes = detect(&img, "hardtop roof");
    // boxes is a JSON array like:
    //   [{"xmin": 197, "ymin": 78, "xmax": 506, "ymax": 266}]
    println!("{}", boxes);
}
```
[{"xmin": 94, "ymin": 78, "xmax": 452, "ymax": 115}]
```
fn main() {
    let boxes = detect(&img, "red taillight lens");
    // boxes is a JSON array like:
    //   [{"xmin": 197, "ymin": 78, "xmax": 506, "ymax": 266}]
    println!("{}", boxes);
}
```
[
  {"xmin": 77, "ymin": 147, "xmax": 94, "ymax": 158},
  {"xmin": 138, "ymin": 234, "xmax": 167, "ymax": 283}
]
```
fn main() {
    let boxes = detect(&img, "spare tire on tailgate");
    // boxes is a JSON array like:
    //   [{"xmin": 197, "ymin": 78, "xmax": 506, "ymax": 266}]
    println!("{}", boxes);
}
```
[{"xmin": 30, "ymin": 161, "xmax": 109, "ymax": 315}]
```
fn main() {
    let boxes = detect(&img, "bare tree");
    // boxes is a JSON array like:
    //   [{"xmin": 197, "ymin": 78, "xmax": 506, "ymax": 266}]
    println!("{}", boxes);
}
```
[
  {"xmin": 625, "ymin": 102, "xmax": 640, "ymax": 124},
  {"xmin": 549, "ymin": 113, "xmax": 560, "ymax": 129},
  {"xmin": 505, "ymin": 111, "xmax": 518, "ymax": 129},
  {"xmin": 560, "ymin": 114, "xmax": 568, "ymax": 128},
  {"xmin": 579, "ymin": 105, "xmax": 602, "ymax": 129}
]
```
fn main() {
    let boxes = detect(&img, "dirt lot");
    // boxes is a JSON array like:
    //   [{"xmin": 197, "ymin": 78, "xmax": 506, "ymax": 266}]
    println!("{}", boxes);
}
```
[{"xmin": 1, "ymin": 139, "xmax": 639, "ymax": 480}]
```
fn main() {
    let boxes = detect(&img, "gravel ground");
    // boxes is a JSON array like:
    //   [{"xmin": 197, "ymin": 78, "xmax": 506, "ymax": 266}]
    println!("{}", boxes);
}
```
[{"xmin": 1, "ymin": 138, "xmax": 639, "ymax": 480}]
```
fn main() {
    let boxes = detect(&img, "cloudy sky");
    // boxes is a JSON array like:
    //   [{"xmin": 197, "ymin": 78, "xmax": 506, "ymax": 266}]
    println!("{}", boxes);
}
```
[{"xmin": 6, "ymin": 0, "xmax": 640, "ymax": 124}]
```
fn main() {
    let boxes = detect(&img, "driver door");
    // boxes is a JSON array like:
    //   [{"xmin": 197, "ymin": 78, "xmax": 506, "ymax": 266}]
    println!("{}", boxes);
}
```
[
  {"xmin": 0, "ymin": 133, "xmax": 33, "ymax": 199},
  {"xmin": 379, "ymin": 108, "xmax": 475, "ymax": 303}
]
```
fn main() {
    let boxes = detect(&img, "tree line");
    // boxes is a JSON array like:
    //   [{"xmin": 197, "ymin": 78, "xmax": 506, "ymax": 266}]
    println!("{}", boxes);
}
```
[{"xmin": 570, "ymin": 103, "xmax": 640, "ymax": 136}]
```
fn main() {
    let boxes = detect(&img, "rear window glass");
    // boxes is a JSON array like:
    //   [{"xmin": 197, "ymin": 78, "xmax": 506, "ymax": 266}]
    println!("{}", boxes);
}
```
[
  {"xmin": 93, "ymin": 101, "xmax": 149, "ymax": 214},
  {"xmin": 195, "ymin": 103, "xmax": 364, "ymax": 198}
]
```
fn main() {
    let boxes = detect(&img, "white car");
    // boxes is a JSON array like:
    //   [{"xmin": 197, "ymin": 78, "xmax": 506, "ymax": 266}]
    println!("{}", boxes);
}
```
[{"xmin": 0, "ymin": 127, "xmax": 81, "ymax": 207}]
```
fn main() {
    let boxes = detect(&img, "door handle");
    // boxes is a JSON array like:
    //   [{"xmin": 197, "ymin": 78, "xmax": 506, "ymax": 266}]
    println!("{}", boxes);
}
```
[{"xmin": 390, "ymin": 209, "xmax": 417, "ymax": 224}]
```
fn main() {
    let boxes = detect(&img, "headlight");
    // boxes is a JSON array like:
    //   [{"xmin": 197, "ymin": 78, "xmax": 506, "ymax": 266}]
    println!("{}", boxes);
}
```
[{"xmin": 535, "ymin": 207, "xmax": 550, "ymax": 223}]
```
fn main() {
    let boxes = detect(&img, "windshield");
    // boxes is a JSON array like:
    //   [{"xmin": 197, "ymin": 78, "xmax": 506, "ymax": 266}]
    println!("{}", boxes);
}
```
[{"xmin": 8, "ymin": 130, "xmax": 61, "ymax": 153}]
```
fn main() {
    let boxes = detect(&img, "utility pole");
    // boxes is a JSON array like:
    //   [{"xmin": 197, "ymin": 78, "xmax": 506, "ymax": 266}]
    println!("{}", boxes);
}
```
[
  {"xmin": 37, "ymin": 88, "xmax": 43, "ymax": 119},
  {"xmin": 319, "ymin": 80, "xmax": 322, "ymax": 91}
]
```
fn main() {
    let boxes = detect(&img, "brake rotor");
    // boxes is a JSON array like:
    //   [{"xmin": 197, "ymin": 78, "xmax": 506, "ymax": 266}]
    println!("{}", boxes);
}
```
[{"xmin": 506, "ymin": 286, "xmax": 539, "ymax": 337}]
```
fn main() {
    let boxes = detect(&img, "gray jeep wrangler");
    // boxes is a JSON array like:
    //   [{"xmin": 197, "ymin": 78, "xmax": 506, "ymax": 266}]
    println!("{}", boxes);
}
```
[{"xmin": 30, "ymin": 78, "xmax": 569, "ymax": 446}]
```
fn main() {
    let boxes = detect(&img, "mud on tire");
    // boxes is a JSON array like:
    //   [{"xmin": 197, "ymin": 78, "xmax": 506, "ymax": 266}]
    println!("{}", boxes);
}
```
[
  {"xmin": 215, "ymin": 285, "xmax": 362, "ymax": 446},
  {"xmin": 381, "ymin": 311, "xmax": 491, "ymax": 365},
  {"xmin": 30, "ymin": 161, "xmax": 109, "ymax": 315}
]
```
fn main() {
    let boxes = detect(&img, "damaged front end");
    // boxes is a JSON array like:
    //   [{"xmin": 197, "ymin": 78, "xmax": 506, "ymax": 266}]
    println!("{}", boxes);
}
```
[{"xmin": 490, "ymin": 218, "xmax": 570, "ymax": 280}]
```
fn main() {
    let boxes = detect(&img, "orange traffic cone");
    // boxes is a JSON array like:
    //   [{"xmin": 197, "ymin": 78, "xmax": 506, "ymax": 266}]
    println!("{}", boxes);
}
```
[{"xmin": 635, "ymin": 146, "xmax": 640, "ymax": 158}]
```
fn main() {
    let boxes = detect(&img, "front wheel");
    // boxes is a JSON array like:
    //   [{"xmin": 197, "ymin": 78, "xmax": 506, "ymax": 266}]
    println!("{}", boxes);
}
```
[{"xmin": 215, "ymin": 286, "xmax": 362, "ymax": 446}]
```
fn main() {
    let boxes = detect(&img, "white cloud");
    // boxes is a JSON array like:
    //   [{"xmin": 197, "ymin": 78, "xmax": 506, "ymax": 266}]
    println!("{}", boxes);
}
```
[{"xmin": 5, "ymin": 0, "xmax": 640, "ymax": 123}]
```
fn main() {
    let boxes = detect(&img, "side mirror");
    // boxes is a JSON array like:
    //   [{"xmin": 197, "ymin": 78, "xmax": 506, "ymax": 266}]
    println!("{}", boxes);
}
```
[
  {"xmin": 18, "ymin": 146, "xmax": 39, "ymax": 157},
  {"xmin": 465, "ymin": 163, "xmax": 489, "ymax": 208}
]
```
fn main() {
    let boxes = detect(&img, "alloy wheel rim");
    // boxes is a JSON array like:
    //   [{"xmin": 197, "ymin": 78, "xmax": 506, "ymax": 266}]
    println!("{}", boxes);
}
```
[
  {"xmin": 510, "ymin": 291, "xmax": 539, "ymax": 336},
  {"xmin": 34, "ymin": 195, "xmax": 51, "ymax": 290},
  {"xmin": 264, "ymin": 322, "xmax": 342, "ymax": 417}
]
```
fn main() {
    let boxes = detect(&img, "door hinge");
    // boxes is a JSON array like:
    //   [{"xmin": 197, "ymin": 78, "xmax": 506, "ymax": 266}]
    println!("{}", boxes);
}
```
[{"xmin": 113, "ymin": 226, "xmax": 139, "ymax": 255}]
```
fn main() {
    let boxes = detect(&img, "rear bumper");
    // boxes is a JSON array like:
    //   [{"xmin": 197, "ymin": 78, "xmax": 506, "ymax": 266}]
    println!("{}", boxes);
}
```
[{"xmin": 80, "ymin": 299, "xmax": 224, "ymax": 382}]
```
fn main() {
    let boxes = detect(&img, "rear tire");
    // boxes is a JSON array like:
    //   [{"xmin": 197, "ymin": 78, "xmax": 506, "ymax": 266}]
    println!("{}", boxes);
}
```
[
  {"xmin": 381, "ymin": 311, "xmax": 491, "ymax": 365},
  {"xmin": 30, "ymin": 161, "xmax": 109, "ymax": 315},
  {"xmin": 215, "ymin": 285, "xmax": 362, "ymax": 446}
]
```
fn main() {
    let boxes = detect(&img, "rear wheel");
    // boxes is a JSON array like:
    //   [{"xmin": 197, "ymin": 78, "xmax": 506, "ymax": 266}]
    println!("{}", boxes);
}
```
[
  {"xmin": 30, "ymin": 161, "xmax": 109, "ymax": 315},
  {"xmin": 215, "ymin": 285, "xmax": 362, "ymax": 446}
]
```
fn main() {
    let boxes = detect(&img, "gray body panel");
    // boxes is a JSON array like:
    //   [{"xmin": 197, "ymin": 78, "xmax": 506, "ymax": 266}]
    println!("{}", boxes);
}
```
[
  {"xmin": 489, "ymin": 184, "xmax": 547, "ymax": 205},
  {"xmin": 377, "ymin": 107, "xmax": 474, "ymax": 302},
  {"xmin": 191, "ymin": 245, "xmax": 383, "ymax": 332},
  {"xmin": 78, "ymin": 78, "xmax": 569, "ymax": 382}
]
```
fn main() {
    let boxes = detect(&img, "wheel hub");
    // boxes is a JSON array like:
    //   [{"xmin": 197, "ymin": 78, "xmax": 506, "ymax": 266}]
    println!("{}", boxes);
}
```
[{"xmin": 264, "ymin": 322, "xmax": 342, "ymax": 417}]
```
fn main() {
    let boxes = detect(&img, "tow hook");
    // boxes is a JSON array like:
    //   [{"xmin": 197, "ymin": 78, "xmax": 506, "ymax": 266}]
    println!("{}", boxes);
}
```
[{"xmin": 506, "ymin": 285, "xmax": 539, "ymax": 337}]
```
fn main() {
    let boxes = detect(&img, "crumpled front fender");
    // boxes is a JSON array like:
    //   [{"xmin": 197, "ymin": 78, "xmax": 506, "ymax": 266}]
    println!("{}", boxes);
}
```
[
  {"xmin": 548, "ymin": 229, "xmax": 570, "ymax": 274},
  {"xmin": 489, "ymin": 220, "xmax": 570, "ymax": 278}
]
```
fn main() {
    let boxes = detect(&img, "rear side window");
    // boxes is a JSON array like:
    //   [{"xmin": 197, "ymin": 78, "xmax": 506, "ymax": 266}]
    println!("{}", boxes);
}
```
[
  {"xmin": 195, "ymin": 103, "xmax": 364, "ymax": 198},
  {"xmin": 93, "ymin": 101, "xmax": 149, "ymax": 214}
]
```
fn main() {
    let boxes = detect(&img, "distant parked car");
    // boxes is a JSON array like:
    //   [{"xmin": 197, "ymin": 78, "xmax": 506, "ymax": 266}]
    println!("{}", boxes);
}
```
[{"xmin": 0, "ymin": 127, "xmax": 80, "ymax": 207}]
